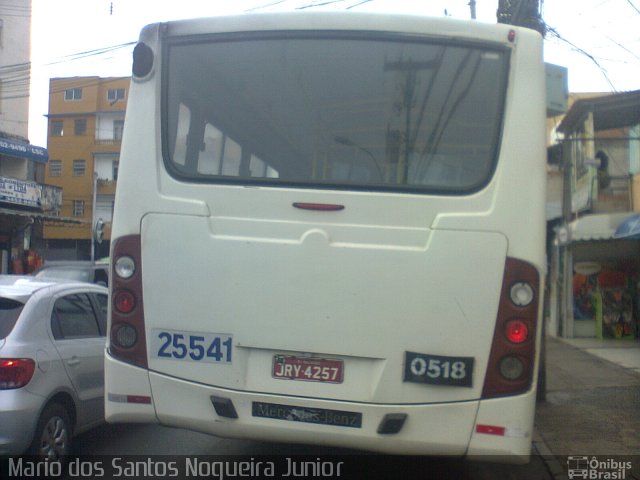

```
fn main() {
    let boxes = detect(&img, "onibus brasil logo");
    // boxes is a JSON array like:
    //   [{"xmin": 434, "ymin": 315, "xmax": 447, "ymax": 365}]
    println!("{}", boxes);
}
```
[{"xmin": 567, "ymin": 456, "xmax": 633, "ymax": 479}]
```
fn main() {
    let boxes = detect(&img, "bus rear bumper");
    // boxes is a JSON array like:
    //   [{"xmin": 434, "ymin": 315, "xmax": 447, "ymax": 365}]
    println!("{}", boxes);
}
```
[
  {"xmin": 466, "ymin": 389, "xmax": 536, "ymax": 464},
  {"xmin": 104, "ymin": 359, "xmax": 530, "ymax": 460},
  {"xmin": 105, "ymin": 352, "xmax": 159, "ymax": 425}
]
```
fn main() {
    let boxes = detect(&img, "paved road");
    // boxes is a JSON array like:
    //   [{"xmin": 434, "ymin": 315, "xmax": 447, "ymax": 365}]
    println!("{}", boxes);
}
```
[{"xmin": 64, "ymin": 421, "xmax": 553, "ymax": 480}]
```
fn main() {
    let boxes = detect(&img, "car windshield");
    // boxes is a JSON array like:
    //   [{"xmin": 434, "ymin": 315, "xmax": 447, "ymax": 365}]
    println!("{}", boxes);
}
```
[
  {"xmin": 35, "ymin": 268, "xmax": 91, "ymax": 283},
  {"xmin": 0, "ymin": 298, "xmax": 25, "ymax": 339},
  {"xmin": 164, "ymin": 34, "xmax": 508, "ymax": 193}
]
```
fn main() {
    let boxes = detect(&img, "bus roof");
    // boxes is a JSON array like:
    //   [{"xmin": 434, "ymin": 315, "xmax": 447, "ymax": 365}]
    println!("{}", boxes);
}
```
[{"xmin": 142, "ymin": 11, "xmax": 538, "ymax": 46}]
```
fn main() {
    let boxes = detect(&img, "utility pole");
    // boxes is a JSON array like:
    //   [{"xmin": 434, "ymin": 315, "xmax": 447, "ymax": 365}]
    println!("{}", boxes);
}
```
[
  {"xmin": 91, "ymin": 172, "xmax": 97, "ymax": 262},
  {"xmin": 469, "ymin": 0, "xmax": 477, "ymax": 19},
  {"xmin": 497, "ymin": 0, "xmax": 545, "ymax": 36}
]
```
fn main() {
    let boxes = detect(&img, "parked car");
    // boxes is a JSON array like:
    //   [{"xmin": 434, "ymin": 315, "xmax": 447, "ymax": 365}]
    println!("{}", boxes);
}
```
[
  {"xmin": 0, "ymin": 276, "xmax": 108, "ymax": 458},
  {"xmin": 34, "ymin": 260, "xmax": 110, "ymax": 287}
]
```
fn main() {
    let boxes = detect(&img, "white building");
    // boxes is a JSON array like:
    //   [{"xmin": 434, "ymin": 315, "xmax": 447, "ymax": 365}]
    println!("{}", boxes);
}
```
[
  {"xmin": 0, "ymin": 0, "xmax": 65, "ymax": 273},
  {"xmin": 0, "ymin": 0, "xmax": 31, "ymax": 140}
]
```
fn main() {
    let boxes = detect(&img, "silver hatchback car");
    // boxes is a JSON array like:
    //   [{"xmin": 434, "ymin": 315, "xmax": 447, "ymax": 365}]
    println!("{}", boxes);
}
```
[{"xmin": 0, "ymin": 276, "xmax": 108, "ymax": 458}]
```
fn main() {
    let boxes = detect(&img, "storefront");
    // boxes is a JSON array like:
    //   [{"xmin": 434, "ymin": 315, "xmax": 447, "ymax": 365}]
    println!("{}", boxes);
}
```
[
  {"xmin": 0, "ymin": 135, "xmax": 82, "ymax": 273},
  {"xmin": 0, "ymin": 204, "xmax": 85, "ymax": 274},
  {"xmin": 550, "ymin": 213, "xmax": 640, "ymax": 339}
]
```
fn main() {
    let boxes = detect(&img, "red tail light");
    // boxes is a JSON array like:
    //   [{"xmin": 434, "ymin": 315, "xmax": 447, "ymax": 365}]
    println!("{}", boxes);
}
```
[
  {"xmin": 114, "ymin": 290, "xmax": 136, "ymax": 314},
  {"xmin": 0, "ymin": 358, "xmax": 36, "ymax": 389},
  {"xmin": 109, "ymin": 235, "xmax": 148, "ymax": 368},
  {"xmin": 482, "ymin": 258, "xmax": 539, "ymax": 398},
  {"xmin": 505, "ymin": 319, "xmax": 529, "ymax": 344}
]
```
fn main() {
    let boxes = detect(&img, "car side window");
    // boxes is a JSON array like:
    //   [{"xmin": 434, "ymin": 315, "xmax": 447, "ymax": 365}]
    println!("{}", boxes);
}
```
[
  {"xmin": 95, "ymin": 293, "xmax": 108, "ymax": 334},
  {"xmin": 51, "ymin": 294, "xmax": 101, "ymax": 340},
  {"xmin": 94, "ymin": 267, "xmax": 109, "ymax": 287}
]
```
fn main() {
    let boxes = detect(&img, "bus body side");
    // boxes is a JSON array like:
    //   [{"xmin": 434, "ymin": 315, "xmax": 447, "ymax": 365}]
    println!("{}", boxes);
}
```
[{"xmin": 105, "ymin": 12, "xmax": 546, "ymax": 462}]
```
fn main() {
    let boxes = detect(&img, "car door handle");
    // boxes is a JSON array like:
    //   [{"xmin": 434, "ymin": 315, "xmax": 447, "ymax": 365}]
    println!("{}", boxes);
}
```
[{"xmin": 67, "ymin": 357, "xmax": 80, "ymax": 366}]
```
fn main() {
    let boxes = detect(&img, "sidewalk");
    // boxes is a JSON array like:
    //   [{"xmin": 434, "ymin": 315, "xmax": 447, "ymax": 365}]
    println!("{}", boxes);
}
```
[{"xmin": 534, "ymin": 336, "xmax": 640, "ymax": 478}]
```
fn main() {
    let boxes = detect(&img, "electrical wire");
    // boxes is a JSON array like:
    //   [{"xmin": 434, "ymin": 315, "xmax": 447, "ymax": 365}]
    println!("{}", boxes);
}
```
[
  {"xmin": 0, "ymin": 43, "xmax": 135, "ymax": 102},
  {"xmin": 626, "ymin": 0, "xmax": 640, "ymax": 14},
  {"xmin": 296, "ymin": 0, "xmax": 349, "ymax": 10},
  {"xmin": 2, "ymin": 1, "xmax": 638, "ymax": 104},
  {"xmin": 544, "ymin": 23, "xmax": 618, "ymax": 91}
]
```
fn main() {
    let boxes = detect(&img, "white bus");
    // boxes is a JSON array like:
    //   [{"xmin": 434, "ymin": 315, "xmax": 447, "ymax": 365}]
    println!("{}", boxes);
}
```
[{"xmin": 105, "ymin": 12, "xmax": 546, "ymax": 462}]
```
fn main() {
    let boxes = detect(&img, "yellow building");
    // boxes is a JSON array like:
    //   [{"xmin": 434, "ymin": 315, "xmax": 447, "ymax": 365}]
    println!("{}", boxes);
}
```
[{"xmin": 44, "ymin": 77, "xmax": 129, "ymax": 260}]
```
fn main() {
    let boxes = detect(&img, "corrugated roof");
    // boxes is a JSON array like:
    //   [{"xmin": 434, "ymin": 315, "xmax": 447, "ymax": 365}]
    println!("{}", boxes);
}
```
[
  {"xmin": 558, "ymin": 90, "xmax": 640, "ymax": 134},
  {"xmin": 569, "ymin": 212, "xmax": 634, "ymax": 242}
]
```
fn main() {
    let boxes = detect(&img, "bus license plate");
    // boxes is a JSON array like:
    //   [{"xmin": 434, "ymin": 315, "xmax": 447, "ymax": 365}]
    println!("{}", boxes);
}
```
[
  {"xmin": 404, "ymin": 351, "xmax": 474, "ymax": 387},
  {"xmin": 272, "ymin": 355, "xmax": 343, "ymax": 383}
]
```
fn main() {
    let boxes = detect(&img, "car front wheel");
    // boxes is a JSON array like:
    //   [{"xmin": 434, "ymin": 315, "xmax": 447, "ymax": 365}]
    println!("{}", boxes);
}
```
[{"xmin": 29, "ymin": 403, "xmax": 73, "ymax": 460}]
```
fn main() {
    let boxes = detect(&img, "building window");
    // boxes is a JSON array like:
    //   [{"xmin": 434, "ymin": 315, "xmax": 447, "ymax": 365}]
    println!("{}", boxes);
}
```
[
  {"xmin": 73, "ymin": 159, "xmax": 86, "ymax": 176},
  {"xmin": 113, "ymin": 120, "xmax": 124, "ymax": 141},
  {"xmin": 51, "ymin": 120, "xmax": 64, "ymax": 137},
  {"xmin": 107, "ymin": 88, "xmax": 126, "ymax": 103},
  {"xmin": 74, "ymin": 119, "xmax": 87, "ymax": 135},
  {"xmin": 64, "ymin": 88, "xmax": 82, "ymax": 101},
  {"xmin": 49, "ymin": 160, "xmax": 62, "ymax": 177},
  {"xmin": 73, "ymin": 200, "xmax": 85, "ymax": 217},
  {"xmin": 113, "ymin": 161, "xmax": 119, "ymax": 181}
]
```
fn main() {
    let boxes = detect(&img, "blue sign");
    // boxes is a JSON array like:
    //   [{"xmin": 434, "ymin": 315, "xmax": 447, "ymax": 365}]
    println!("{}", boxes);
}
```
[{"xmin": 0, "ymin": 137, "xmax": 48, "ymax": 163}]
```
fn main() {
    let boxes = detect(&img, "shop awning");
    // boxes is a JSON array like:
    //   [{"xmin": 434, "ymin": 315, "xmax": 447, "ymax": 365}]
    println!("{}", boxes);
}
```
[
  {"xmin": 0, "ymin": 137, "xmax": 48, "ymax": 163},
  {"xmin": 613, "ymin": 213, "xmax": 640, "ymax": 240},
  {"xmin": 569, "ymin": 213, "xmax": 635, "ymax": 242},
  {"xmin": 557, "ymin": 90, "xmax": 640, "ymax": 134},
  {"xmin": 0, "ymin": 207, "xmax": 84, "ymax": 225}
]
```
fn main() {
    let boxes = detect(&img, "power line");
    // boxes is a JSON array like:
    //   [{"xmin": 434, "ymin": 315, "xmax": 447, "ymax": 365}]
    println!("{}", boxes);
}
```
[
  {"xmin": 346, "ymin": 0, "xmax": 373, "ymax": 9},
  {"xmin": 545, "ymin": 24, "xmax": 617, "ymax": 91},
  {"xmin": 296, "ymin": 0, "xmax": 349, "ymax": 10},
  {"xmin": 244, "ymin": 0, "xmax": 291, "ymax": 11},
  {"xmin": 626, "ymin": 0, "xmax": 640, "ymax": 14},
  {"xmin": 0, "ymin": 43, "xmax": 135, "ymax": 102}
]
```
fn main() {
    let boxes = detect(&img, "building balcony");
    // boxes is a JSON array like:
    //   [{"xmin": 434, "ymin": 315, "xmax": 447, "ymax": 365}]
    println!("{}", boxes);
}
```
[
  {"xmin": 95, "ymin": 138, "xmax": 122, "ymax": 146},
  {"xmin": 593, "ymin": 175, "xmax": 633, "ymax": 213},
  {"xmin": 96, "ymin": 178, "xmax": 117, "ymax": 195}
]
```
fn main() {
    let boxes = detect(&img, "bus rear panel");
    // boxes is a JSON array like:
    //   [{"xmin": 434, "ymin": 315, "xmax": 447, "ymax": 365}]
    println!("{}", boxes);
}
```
[{"xmin": 105, "ymin": 12, "xmax": 546, "ymax": 462}]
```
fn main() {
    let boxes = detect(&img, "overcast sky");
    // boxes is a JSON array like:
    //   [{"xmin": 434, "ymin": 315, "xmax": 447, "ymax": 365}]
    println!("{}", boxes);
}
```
[{"xmin": 28, "ymin": 0, "xmax": 640, "ymax": 146}]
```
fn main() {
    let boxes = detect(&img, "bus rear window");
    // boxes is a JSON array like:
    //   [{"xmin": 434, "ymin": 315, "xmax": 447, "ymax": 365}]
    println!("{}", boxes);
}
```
[
  {"xmin": 164, "ymin": 34, "xmax": 508, "ymax": 193},
  {"xmin": 0, "ymin": 298, "xmax": 25, "ymax": 339}
]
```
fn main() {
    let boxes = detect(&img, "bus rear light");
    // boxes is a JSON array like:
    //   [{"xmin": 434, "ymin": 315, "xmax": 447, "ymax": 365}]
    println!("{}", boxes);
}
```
[
  {"xmin": 114, "ymin": 290, "xmax": 136, "ymax": 314},
  {"xmin": 108, "ymin": 393, "xmax": 152, "ymax": 404},
  {"xmin": 114, "ymin": 255, "xmax": 136, "ymax": 279},
  {"xmin": 0, "ymin": 358, "xmax": 36, "ymax": 389},
  {"xmin": 509, "ymin": 281, "xmax": 534, "ymax": 307},
  {"xmin": 125, "ymin": 395, "xmax": 152, "ymax": 404},
  {"xmin": 132, "ymin": 42, "xmax": 154, "ymax": 79},
  {"xmin": 476, "ymin": 424, "xmax": 506, "ymax": 436},
  {"xmin": 499, "ymin": 355, "xmax": 526, "ymax": 380},
  {"xmin": 482, "ymin": 258, "xmax": 539, "ymax": 399},
  {"xmin": 505, "ymin": 319, "xmax": 529, "ymax": 344},
  {"xmin": 109, "ymin": 235, "xmax": 148, "ymax": 369},
  {"xmin": 113, "ymin": 324, "xmax": 138, "ymax": 349}
]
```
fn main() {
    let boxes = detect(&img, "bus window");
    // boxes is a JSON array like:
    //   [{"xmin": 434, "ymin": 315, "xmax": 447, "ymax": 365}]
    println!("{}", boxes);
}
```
[{"xmin": 164, "ymin": 36, "xmax": 507, "ymax": 192}]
